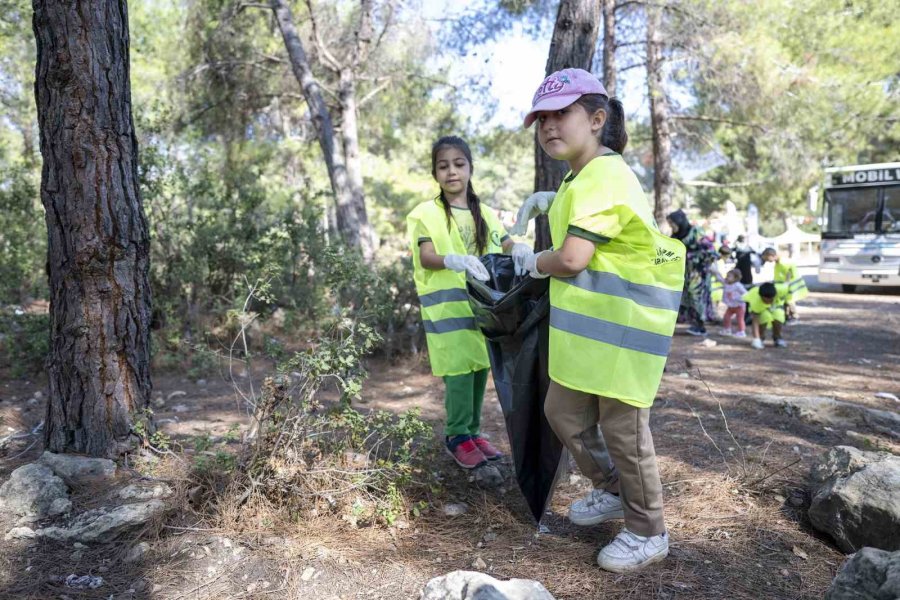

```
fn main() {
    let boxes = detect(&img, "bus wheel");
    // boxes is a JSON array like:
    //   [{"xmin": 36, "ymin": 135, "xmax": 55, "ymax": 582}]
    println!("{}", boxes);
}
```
[{"xmin": 841, "ymin": 284, "xmax": 857, "ymax": 293}]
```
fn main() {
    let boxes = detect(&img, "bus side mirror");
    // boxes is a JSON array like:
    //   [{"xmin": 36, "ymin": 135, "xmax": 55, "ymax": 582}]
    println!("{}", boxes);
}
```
[{"xmin": 808, "ymin": 185, "xmax": 819, "ymax": 213}]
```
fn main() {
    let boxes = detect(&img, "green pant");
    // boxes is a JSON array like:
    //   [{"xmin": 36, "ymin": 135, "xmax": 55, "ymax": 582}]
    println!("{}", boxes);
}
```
[{"xmin": 443, "ymin": 368, "xmax": 489, "ymax": 437}]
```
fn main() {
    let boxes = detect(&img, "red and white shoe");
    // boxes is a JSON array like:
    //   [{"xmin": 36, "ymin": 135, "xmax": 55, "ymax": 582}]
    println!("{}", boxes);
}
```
[
  {"xmin": 472, "ymin": 436, "xmax": 503, "ymax": 461},
  {"xmin": 446, "ymin": 439, "xmax": 487, "ymax": 469}
]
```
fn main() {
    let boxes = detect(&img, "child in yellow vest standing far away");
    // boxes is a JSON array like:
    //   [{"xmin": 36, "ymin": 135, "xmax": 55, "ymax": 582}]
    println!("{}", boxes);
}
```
[
  {"xmin": 407, "ymin": 136, "xmax": 531, "ymax": 471},
  {"xmin": 743, "ymin": 281, "xmax": 790, "ymax": 349},
  {"xmin": 510, "ymin": 69, "xmax": 686, "ymax": 573},
  {"xmin": 761, "ymin": 247, "xmax": 808, "ymax": 321}
]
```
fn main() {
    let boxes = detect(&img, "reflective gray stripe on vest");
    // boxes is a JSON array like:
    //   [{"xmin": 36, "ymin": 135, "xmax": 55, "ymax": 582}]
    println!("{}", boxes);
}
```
[
  {"xmin": 789, "ymin": 278, "xmax": 805, "ymax": 290},
  {"xmin": 423, "ymin": 316, "xmax": 478, "ymax": 334},
  {"xmin": 559, "ymin": 269, "xmax": 681, "ymax": 312},
  {"xmin": 550, "ymin": 307, "xmax": 672, "ymax": 357},
  {"xmin": 419, "ymin": 288, "xmax": 468, "ymax": 307}
]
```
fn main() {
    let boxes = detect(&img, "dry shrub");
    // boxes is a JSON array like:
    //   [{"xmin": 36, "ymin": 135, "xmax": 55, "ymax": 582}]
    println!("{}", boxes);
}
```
[{"xmin": 236, "ymin": 323, "xmax": 439, "ymax": 527}]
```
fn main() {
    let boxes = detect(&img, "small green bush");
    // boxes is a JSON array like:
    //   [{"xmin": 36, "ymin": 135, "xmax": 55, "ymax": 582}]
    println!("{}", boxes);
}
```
[{"xmin": 0, "ymin": 311, "xmax": 49, "ymax": 377}]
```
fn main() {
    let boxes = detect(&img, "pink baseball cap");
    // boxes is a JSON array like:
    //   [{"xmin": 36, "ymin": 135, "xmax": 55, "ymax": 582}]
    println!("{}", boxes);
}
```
[{"xmin": 523, "ymin": 68, "xmax": 608, "ymax": 128}]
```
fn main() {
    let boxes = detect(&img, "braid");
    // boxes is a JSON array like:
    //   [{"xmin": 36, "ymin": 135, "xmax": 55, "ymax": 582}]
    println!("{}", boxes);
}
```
[
  {"xmin": 467, "ymin": 182, "xmax": 488, "ymax": 255},
  {"xmin": 438, "ymin": 190, "xmax": 453, "ymax": 232}
]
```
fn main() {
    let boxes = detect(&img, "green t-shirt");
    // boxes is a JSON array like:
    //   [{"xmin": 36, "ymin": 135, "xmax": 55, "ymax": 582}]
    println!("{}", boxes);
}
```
[
  {"xmin": 450, "ymin": 206, "xmax": 478, "ymax": 255},
  {"xmin": 415, "ymin": 204, "xmax": 509, "ymax": 256}
]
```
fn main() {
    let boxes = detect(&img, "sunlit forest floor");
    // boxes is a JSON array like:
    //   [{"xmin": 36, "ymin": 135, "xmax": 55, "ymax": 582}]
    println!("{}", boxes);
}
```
[{"xmin": 1, "ymin": 277, "xmax": 898, "ymax": 599}]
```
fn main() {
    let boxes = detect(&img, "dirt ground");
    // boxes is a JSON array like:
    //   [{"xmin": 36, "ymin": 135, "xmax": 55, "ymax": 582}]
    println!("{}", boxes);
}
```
[{"xmin": 0, "ymin": 275, "xmax": 897, "ymax": 600}]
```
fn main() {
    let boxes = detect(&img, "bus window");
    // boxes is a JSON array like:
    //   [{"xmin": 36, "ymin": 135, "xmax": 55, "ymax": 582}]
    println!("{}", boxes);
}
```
[
  {"xmin": 882, "ymin": 187, "xmax": 900, "ymax": 234},
  {"xmin": 824, "ymin": 187, "xmax": 879, "ymax": 234}
]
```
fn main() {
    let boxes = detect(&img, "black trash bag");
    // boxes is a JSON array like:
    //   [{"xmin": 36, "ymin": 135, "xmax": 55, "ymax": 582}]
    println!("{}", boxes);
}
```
[{"xmin": 467, "ymin": 254, "xmax": 566, "ymax": 524}]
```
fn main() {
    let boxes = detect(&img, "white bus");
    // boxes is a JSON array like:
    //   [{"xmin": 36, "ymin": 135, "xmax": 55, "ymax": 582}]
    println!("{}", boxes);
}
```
[{"xmin": 818, "ymin": 162, "xmax": 900, "ymax": 293}]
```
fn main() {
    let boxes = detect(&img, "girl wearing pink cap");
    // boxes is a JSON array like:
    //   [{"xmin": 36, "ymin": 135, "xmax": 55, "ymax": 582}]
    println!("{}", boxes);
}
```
[{"xmin": 512, "ymin": 68, "xmax": 685, "ymax": 573}]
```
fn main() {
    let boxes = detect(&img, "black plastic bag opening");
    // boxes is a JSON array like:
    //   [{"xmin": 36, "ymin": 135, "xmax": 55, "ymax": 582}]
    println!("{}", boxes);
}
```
[{"xmin": 467, "ymin": 254, "xmax": 565, "ymax": 524}]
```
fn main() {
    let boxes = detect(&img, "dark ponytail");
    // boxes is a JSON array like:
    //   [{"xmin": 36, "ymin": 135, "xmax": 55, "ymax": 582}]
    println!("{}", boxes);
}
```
[
  {"xmin": 574, "ymin": 94, "xmax": 628, "ymax": 154},
  {"xmin": 431, "ymin": 136, "xmax": 488, "ymax": 255}
]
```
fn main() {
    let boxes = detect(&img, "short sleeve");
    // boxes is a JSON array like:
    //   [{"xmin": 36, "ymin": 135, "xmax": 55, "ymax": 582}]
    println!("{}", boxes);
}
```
[
  {"xmin": 567, "ymin": 199, "xmax": 632, "ymax": 244},
  {"xmin": 481, "ymin": 205, "xmax": 510, "ymax": 244},
  {"xmin": 412, "ymin": 219, "xmax": 432, "ymax": 246}
]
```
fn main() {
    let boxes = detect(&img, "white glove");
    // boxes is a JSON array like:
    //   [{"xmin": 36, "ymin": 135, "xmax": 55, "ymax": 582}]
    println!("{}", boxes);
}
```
[
  {"xmin": 750, "ymin": 337, "xmax": 764, "ymax": 350},
  {"xmin": 444, "ymin": 254, "xmax": 490, "ymax": 281},
  {"xmin": 508, "ymin": 192, "xmax": 556, "ymax": 236},
  {"xmin": 523, "ymin": 250, "xmax": 551, "ymax": 279},
  {"xmin": 510, "ymin": 242, "xmax": 533, "ymax": 276}
]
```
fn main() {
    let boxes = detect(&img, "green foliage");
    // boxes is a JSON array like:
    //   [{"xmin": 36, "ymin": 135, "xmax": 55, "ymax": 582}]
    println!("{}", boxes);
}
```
[
  {"xmin": 676, "ymin": 0, "xmax": 900, "ymax": 216},
  {"xmin": 0, "ymin": 312, "xmax": 49, "ymax": 377}
]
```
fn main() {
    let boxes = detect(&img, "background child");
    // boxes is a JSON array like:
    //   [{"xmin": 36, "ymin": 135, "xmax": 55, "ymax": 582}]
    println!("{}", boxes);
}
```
[
  {"xmin": 407, "ymin": 136, "xmax": 526, "ymax": 470},
  {"xmin": 761, "ymin": 247, "xmax": 808, "ymax": 321},
  {"xmin": 710, "ymin": 246, "xmax": 732, "ymax": 309},
  {"xmin": 513, "ymin": 68, "xmax": 685, "ymax": 573},
  {"xmin": 742, "ymin": 281, "xmax": 789, "ymax": 349},
  {"xmin": 715, "ymin": 268, "xmax": 748, "ymax": 337}
]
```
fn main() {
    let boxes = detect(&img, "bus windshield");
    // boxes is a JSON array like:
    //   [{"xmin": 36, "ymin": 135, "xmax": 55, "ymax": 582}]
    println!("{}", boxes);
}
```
[
  {"xmin": 824, "ymin": 187, "xmax": 882, "ymax": 236},
  {"xmin": 884, "ymin": 186, "xmax": 900, "ymax": 234}
]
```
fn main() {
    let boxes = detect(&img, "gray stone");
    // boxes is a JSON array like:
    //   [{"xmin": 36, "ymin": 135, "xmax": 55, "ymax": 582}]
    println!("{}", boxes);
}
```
[
  {"xmin": 118, "ymin": 482, "xmax": 172, "ymax": 501},
  {"xmin": 0, "ymin": 463, "xmax": 71, "ymax": 522},
  {"xmin": 809, "ymin": 446, "xmax": 900, "ymax": 552},
  {"xmin": 35, "ymin": 499, "xmax": 167, "ymax": 543},
  {"xmin": 39, "ymin": 451, "xmax": 116, "ymax": 486},
  {"xmin": 4, "ymin": 526, "xmax": 37, "ymax": 540},
  {"xmin": 749, "ymin": 394, "xmax": 900, "ymax": 432},
  {"xmin": 473, "ymin": 464, "xmax": 504, "ymax": 489},
  {"xmin": 124, "ymin": 541, "xmax": 151, "ymax": 564},
  {"xmin": 422, "ymin": 571, "xmax": 555, "ymax": 600},
  {"xmin": 825, "ymin": 547, "xmax": 900, "ymax": 600},
  {"xmin": 442, "ymin": 503, "xmax": 468, "ymax": 517}
]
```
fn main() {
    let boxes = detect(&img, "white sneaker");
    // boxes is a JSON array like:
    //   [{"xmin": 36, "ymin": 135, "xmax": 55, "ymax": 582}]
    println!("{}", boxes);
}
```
[
  {"xmin": 597, "ymin": 529, "xmax": 669, "ymax": 573},
  {"xmin": 568, "ymin": 489, "xmax": 624, "ymax": 526},
  {"xmin": 774, "ymin": 338, "xmax": 788, "ymax": 348},
  {"xmin": 751, "ymin": 337, "xmax": 764, "ymax": 349},
  {"xmin": 718, "ymin": 328, "xmax": 732, "ymax": 336}
]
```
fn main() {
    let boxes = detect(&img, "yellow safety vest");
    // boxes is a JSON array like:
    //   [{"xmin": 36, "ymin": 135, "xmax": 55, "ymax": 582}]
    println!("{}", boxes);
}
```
[
  {"xmin": 711, "ymin": 258, "xmax": 727, "ymax": 303},
  {"xmin": 742, "ymin": 283, "xmax": 789, "ymax": 325},
  {"xmin": 407, "ymin": 198, "xmax": 506, "ymax": 377},
  {"xmin": 774, "ymin": 260, "xmax": 808, "ymax": 302},
  {"xmin": 547, "ymin": 155, "xmax": 686, "ymax": 408}
]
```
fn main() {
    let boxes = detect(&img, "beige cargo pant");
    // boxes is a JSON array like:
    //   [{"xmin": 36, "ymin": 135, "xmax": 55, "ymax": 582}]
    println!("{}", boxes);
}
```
[{"xmin": 544, "ymin": 381, "xmax": 665, "ymax": 537}]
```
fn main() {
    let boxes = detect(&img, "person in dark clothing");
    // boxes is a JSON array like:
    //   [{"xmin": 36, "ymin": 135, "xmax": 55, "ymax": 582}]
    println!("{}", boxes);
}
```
[
  {"xmin": 667, "ymin": 209, "xmax": 718, "ymax": 336},
  {"xmin": 732, "ymin": 235, "xmax": 760, "ymax": 286}
]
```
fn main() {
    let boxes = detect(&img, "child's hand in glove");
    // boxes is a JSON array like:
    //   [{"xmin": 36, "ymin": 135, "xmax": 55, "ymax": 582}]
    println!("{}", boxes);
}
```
[{"xmin": 443, "ymin": 254, "xmax": 490, "ymax": 281}]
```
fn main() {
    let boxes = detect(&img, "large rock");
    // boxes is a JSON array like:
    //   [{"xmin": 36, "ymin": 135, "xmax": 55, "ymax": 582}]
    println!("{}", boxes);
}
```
[
  {"xmin": 809, "ymin": 446, "xmax": 900, "ymax": 552},
  {"xmin": 825, "ymin": 547, "xmax": 900, "ymax": 600},
  {"xmin": 747, "ymin": 394, "xmax": 900, "ymax": 433},
  {"xmin": 39, "ymin": 451, "xmax": 116, "ymax": 486},
  {"xmin": 35, "ymin": 499, "xmax": 167, "ymax": 543},
  {"xmin": 421, "ymin": 571, "xmax": 555, "ymax": 600},
  {"xmin": 0, "ymin": 463, "xmax": 71, "ymax": 523}
]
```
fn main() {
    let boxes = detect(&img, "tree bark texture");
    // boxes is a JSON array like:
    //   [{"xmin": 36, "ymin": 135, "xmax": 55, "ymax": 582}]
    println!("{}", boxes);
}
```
[
  {"xmin": 33, "ymin": 0, "xmax": 152, "ymax": 457},
  {"xmin": 602, "ymin": 0, "xmax": 617, "ymax": 96},
  {"xmin": 272, "ymin": 0, "xmax": 374, "ymax": 260},
  {"xmin": 534, "ymin": 0, "xmax": 600, "ymax": 250},
  {"xmin": 646, "ymin": 4, "xmax": 673, "ymax": 227}
]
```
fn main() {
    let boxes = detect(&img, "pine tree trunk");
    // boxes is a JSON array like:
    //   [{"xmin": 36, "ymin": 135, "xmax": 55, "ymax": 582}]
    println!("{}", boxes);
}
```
[
  {"xmin": 534, "ymin": 0, "xmax": 600, "ymax": 251},
  {"xmin": 271, "ymin": 0, "xmax": 373, "ymax": 259},
  {"xmin": 646, "ymin": 4, "xmax": 673, "ymax": 227},
  {"xmin": 33, "ymin": 0, "xmax": 152, "ymax": 457},
  {"xmin": 602, "ymin": 0, "xmax": 617, "ymax": 96}
]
